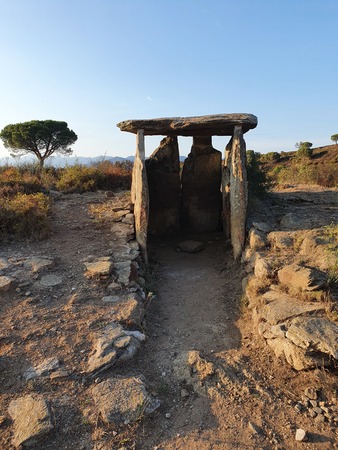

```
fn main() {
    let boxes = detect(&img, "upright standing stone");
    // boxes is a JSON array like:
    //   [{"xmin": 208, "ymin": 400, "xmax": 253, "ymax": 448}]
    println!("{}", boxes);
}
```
[
  {"xmin": 131, "ymin": 129, "xmax": 149, "ymax": 263},
  {"xmin": 222, "ymin": 137, "xmax": 232, "ymax": 239},
  {"xmin": 181, "ymin": 136, "xmax": 222, "ymax": 233},
  {"xmin": 230, "ymin": 126, "xmax": 247, "ymax": 260},
  {"xmin": 145, "ymin": 136, "xmax": 181, "ymax": 235}
]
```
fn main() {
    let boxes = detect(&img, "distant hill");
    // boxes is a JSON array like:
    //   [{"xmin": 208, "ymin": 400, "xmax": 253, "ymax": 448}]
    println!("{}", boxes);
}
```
[
  {"xmin": 0, "ymin": 155, "xmax": 135, "ymax": 167},
  {"xmin": 259, "ymin": 144, "xmax": 338, "ymax": 188},
  {"xmin": 0, "ymin": 154, "xmax": 187, "ymax": 167}
]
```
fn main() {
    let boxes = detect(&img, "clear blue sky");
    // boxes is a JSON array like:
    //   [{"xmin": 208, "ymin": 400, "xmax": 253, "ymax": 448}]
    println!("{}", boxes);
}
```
[{"xmin": 0, "ymin": 0, "xmax": 337, "ymax": 159}]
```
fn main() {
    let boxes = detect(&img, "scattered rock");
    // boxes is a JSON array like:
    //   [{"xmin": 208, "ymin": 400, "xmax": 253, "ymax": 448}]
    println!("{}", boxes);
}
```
[
  {"xmin": 111, "ymin": 294, "xmax": 145, "ymax": 327},
  {"xmin": 23, "ymin": 357, "xmax": 62, "ymax": 381},
  {"xmin": 177, "ymin": 240, "xmax": 205, "ymax": 253},
  {"xmin": 295, "ymin": 428, "xmax": 307, "ymax": 442},
  {"xmin": 40, "ymin": 274, "xmax": 63, "ymax": 287},
  {"xmin": 91, "ymin": 377, "xmax": 159, "ymax": 425},
  {"xmin": 24, "ymin": 257, "xmax": 55, "ymax": 273},
  {"xmin": 0, "ymin": 276, "xmax": 14, "ymax": 292},
  {"xmin": 8, "ymin": 395, "xmax": 53, "ymax": 448},
  {"xmin": 84, "ymin": 259, "xmax": 113, "ymax": 278},
  {"xmin": 304, "ymin": 387, "xmax": 318, "ymax": 400}
]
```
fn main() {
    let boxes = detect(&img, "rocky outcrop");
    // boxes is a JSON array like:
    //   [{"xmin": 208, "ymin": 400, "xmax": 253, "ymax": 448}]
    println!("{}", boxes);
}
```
[
  {"xmin": 242, "ymin": 212, "xmax": 338, "ymax": 371},
  {"xmin": 145, "ymin": 136, "xmax": 181, "ymax": 235}
]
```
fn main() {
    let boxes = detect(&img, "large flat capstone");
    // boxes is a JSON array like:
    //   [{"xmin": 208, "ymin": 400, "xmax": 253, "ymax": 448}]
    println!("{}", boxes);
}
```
[{"xmin": 117, "ymin": 114, "xmax": 258, "ymax": 136}]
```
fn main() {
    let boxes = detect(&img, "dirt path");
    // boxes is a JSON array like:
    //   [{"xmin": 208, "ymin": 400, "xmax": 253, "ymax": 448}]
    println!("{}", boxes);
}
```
[{"xmin": 1, "ymin": 190, "xmax": 337, "ymax": 450}]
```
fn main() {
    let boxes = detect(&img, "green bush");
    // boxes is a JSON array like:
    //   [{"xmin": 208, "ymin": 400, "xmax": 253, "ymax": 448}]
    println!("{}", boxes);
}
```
[
  {"xmin": 0, "ymin": 192, "xmax": 50, "ymax": 240},
  {"xmin": 246, "ymin": 150, "xmax": 272, "ymax": 198},
  {"xmin": 260, "ymin": 152, "xmax": 281, "ymax": 163}
]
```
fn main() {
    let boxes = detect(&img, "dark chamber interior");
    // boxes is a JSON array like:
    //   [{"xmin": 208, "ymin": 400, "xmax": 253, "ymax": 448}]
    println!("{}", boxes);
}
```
[{"xmin": 145, "ymin": 136, "xmax": 224, "ymax": 236}]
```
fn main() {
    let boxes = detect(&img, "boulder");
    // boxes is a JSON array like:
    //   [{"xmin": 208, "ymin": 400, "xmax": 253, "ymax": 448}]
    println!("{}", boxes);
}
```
[
  {"xmin": 8, "ymin": 395, "xmax": 53, "ymax": 448},
  {"xmin": 278, "ymin": 263, "xmax": 327, "ymax": 291},
  {"xmin": 91, "ymin": 377, "xmax": 159, "ymax": 425},
  {"xmin": 145, "ymin": 136, "xmax": 181, "ymax": 235}
]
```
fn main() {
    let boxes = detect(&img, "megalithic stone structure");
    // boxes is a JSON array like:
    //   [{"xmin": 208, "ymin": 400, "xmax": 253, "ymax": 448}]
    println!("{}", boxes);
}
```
[{"xmin": 117, "ymin": 114, "xmax": 257, "ymax": 261}]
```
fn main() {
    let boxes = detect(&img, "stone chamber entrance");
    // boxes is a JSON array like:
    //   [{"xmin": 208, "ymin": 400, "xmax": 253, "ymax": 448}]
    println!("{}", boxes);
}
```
[{"xmin": 117, "ymin": 114, "xmax": 257, "ymax": 261}]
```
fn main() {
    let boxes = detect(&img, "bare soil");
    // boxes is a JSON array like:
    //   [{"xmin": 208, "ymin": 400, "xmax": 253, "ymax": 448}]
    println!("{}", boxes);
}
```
[{"xmin": 0, "ymin": 188, "xmax": 337, "ymax": 449}]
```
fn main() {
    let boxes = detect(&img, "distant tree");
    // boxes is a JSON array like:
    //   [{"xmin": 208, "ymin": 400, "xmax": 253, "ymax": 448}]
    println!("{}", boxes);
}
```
[
  {"xmin": 296, "ymin": 141, "xmax": 313, "ymax": 159},
  {"xmin": 0, "ymin": 120, "xmax": 77, "ymax": 170},
  {"xmin": 331, "ymin": 134, "xmax": 338, "ymax": 144}
]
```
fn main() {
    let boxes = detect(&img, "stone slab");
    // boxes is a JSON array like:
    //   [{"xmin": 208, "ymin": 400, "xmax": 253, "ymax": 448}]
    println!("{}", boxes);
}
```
[
  {"xmin": 91, "ymin": 377, "xmax": 159, "ymax": 425},
  {"xmin": 260, "ymin": 291, "xmax": 325, "ymax": 325},
  {"xmin": 117, "ymin": 114, "xmax": 258, "ymax": 136},
  {"xmin": 8, "ymin": 395, "xmax": 53, "ymax": 448},
  {"xmin": 286, "ymin": 317, "xmax": 338, "ymax": 359}
]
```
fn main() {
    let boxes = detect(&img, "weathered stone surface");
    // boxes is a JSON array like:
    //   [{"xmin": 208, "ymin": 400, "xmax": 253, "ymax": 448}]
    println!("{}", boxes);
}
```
[
  {"xmin": 24, "ymin": 257, "xmax": 54, "ymax": 273},
  {"xmin": 254, "ymin": 254, "xmax": 271, "ymax": 279},
  {"xmin": 0, "ymin": 275, "xmax": 14, "ymax": 291},
  {"xmin": 0, "ymin": 257, "xmax": 10, "ymax": 270},
  {"xmin": 131, "ymin": 130, "xmax": 149, "ymax": 262},
  {"xmin": 117, "ymin": 113, "xmax": 258, "ymax": 136},
  {"xmin": 286, "ymin": 317, "xmax": 338, "ymax": 359},
  {"xmin": 111, "ymin": 294, "xmax": 145, "ymax": 327},
  {"xmin": 110, "ymin": 222, "xmax": 135, "ymax": 242},
  {"xmin": 87, "ymin": 324, "xmax": 124, "ymax": 374},
  {"xmin": 278, "ymin": 263, "xmax": 327, "ymax": 291},
  {"xmin": 260, "ymin": 292, "xmax": 325, "ymax": 325},
  {"xmin": 145, "ymin": 136, "xmax": 181, "ymax": 235},
  {"xmin": 252, "ymin": 222, "xmax": 272, "ymax": 233},
  {"xmin": 230, "ymin": 126, "xmax": 247, "ymax": 260},
  {"xmin": 299, "ymin": 229, "xmax": 337, "ymax": 271},
  {"xmin": 91, "ymin": 377, "xmax": 159, "ymax": 425},
  {"xmin": 181, "ymin": 136, "xmax": 222, "ymax": 233},
  {"xmin": 84, "ymin": 259, "xmax": 113, "ymax": 278},
  {"xmin": 222, "ymin": 140, "xmax": 231, "ymax": 239},
  {"xmin": 39, "ymin": 274, "xmax": 63, "ymax": 287},
  {"xmin": 266, "ymin": 337, "xmax": 327, "ymax": 371},
  {"xmin": 23, "ymin": 357, "xmax": 61, "ymax": 381},
  {"xmin": 8, "ymin": 395, "xmax": 53, "ymax": 448},
  {"xmin": 268, "ymin": 231, "xmax": 295, "ymax": 250},
  {"xmin": 249, "ymin": 228, "xmax": 267, "ymax": 250},
  {"xmin": 87, "ymin": 321, "xmax": 146, "ymax": 375},
  {"xmin": 177, "ymin": 240, "xmax": 204, "ymax": 253}
]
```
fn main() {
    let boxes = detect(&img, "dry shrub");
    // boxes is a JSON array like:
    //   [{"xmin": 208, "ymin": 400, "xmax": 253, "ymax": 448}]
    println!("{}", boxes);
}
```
[
  {"xmin": 56, "ymin": 165, "xmax": 101, "ymax": 192},
  {"xmin": 0, "ymin": 192, "xmax": 51, "ymax": 240},
  {"xmin": 95, "ymin": 160, "xmax": 133, "ymax": 190}
]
